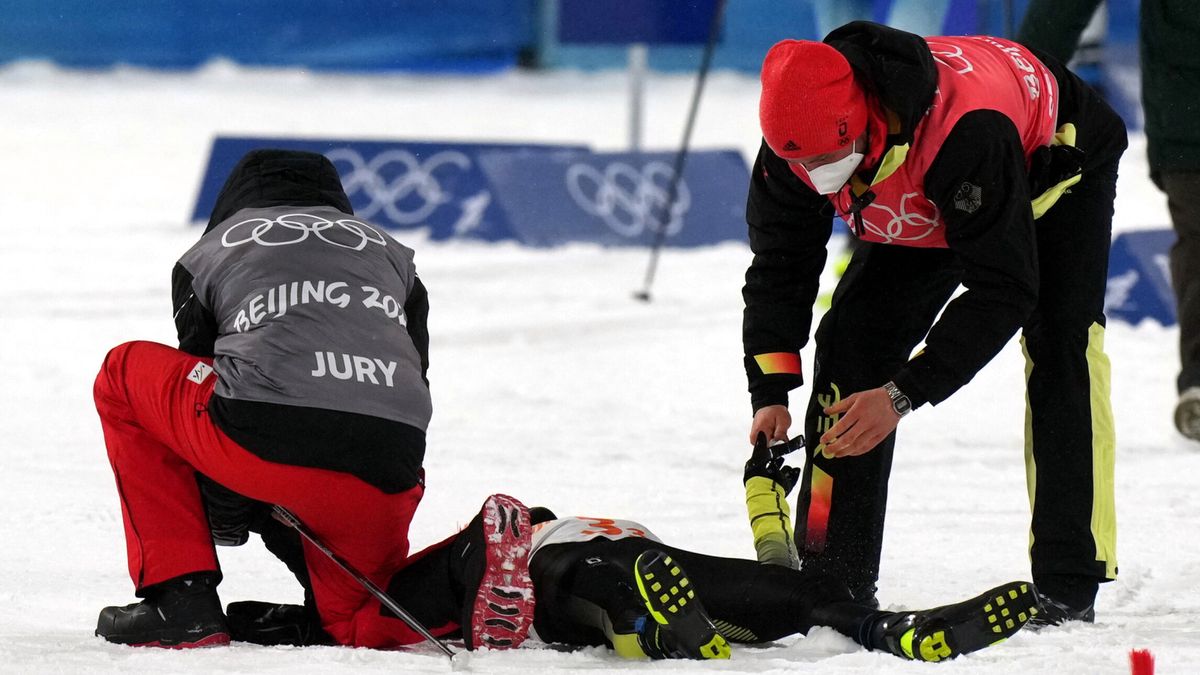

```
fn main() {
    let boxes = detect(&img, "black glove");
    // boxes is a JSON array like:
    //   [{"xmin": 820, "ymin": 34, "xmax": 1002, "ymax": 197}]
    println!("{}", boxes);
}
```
[
  {"xmin": 743, "ymin": 432, "xmax": 803, "ymax": 495},
  {"xmin": 1028, "ymin": 143, "xmax": 1085, "ymax": 198},
  {"xmin": 197, "ymin": 474, "xmax": 270, "ymax": 547}
]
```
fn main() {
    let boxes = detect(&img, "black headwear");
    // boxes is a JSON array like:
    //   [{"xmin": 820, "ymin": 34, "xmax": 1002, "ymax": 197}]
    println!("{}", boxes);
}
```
[{"xmin": 205, "ymin": 149, "xmax": 353, "ymax": 233}]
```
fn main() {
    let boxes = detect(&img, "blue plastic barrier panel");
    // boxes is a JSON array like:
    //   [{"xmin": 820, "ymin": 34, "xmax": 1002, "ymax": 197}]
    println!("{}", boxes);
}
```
[
  {"xmin": 477, "ymin": 149, "xmax": 750, "ymax": 247},
  {"xmin": 558, "ymin": 0, "xmax": 719, "ymax": 45},
  {"xmin": 1105, "ymin": 229, "xmax": 1177, "ymax": 326},
  {"xmin": 191, "ymin": 136, "xmax": 585, "ymax": 241},
  {"xmin": 1, "ymin": 1, "xmax": 532, "ymax": 71}
]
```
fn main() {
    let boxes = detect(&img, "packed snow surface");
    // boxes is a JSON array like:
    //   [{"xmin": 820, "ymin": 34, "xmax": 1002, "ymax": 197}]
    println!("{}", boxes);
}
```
[{"xmin": 0, "ymin": 61, "xmax": 1196, "ymax": 673}]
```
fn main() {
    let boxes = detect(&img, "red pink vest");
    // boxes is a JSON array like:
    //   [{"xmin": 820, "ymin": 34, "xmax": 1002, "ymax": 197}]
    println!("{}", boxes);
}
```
[{"xmin": 791, "ymin": 36, "xmax": 1059, "ymax": 248}]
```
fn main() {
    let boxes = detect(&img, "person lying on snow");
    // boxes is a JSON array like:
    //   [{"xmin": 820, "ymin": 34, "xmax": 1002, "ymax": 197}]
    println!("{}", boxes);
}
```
[{"xmin": 218, "ymin": 438, "xmax": 1038, "ymax": 662}]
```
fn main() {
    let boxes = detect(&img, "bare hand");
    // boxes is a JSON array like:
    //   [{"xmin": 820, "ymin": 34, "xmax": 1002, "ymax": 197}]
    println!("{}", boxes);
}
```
[
  {"xmin": 818, "ymin": 387, "xmax": 901, "ymax": 457},
  {"xmin": 750, "ymin": 405, "xmax": 791, "ymax": 445}
]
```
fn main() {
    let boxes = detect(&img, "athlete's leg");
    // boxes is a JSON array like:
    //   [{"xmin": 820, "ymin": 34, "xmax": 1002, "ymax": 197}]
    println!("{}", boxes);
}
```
[
  {"xmin": 531, "ymin": 537, "xmax": 851, "ymax": 646},
  {"xmin": 530, "ymin": 539, "xmax": 652, "ymax": 655},
  {"xmin": 645, "ymin": 543, "xmax": 1038, "ymax": 662}
]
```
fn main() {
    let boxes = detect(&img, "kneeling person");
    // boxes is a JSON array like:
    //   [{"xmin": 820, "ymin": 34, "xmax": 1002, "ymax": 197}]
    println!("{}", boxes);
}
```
[{"xmin": 92, "ymin": 149, "xmax": 534, "ymax": 650}]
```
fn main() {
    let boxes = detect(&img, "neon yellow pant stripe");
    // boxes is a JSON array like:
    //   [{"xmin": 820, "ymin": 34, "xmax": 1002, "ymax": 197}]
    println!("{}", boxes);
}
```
[
  {"xmin": 1086, "ymin": 323, "xmax": 1118, "ymax": 578},
  {"xmin": 1021, "ymin": 336, "xmax": 1036, "ymax": 553},
  {"xmin": 1021, "ymin": 324, "xmax": 1118, "ymax": 579}
]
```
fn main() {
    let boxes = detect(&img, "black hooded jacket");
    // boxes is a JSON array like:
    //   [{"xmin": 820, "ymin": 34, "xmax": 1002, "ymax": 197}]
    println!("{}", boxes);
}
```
[
  {"xmin": 825, "ymin": 22, "xmax": 937, "ymax": 148},
  {"xmin": 742, "ymin": 22, "xmax": 1126, "ymax": 412},
  {"xmin": 173, "ymin": 150, "xmax": 430, "ymax": 496}
]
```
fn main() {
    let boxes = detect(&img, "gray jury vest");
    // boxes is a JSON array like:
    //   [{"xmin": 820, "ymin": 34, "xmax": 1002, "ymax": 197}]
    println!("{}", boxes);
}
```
[{"xmin": 179, "ymin": 205, "xmax": 432, "ymax": 430}]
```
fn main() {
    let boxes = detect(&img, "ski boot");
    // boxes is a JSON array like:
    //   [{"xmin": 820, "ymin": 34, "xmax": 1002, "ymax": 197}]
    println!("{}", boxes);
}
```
[
  {"xmin": 633, "ymin": 549, "xmax": 730, "ymax": 660},
  {"xmin": 871, "ymin": 581, "xmax": 1038, "ymax": 662}
]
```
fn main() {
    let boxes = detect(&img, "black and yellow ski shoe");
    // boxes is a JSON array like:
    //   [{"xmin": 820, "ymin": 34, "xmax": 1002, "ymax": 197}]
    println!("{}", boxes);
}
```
[
  {"xmin": 633, "ymin": 550, "xmax": 731, "ymax": 660},
  {"xmin": 872, "ymin": 581, "xmax": 1038, "ymax": 662}
]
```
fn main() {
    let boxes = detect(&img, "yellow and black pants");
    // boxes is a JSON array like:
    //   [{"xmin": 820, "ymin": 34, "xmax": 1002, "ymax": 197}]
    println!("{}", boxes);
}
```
[{"xmin": 794, "ymin": 159, "xmax": 1120, "ymax": 607}]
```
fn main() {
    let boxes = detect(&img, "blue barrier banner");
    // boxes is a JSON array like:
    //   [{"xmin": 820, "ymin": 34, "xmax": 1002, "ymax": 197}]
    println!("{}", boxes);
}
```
[
  {"xmin": 476, "ymin": 149, "xmax": 750, "ymax": 247},
  {"xmin": 192, "ymin": 137, "xmax": 585, "ymax": 241},
  {"xmin": 558, "ymin": 0, "xmax": 719, "ymax": 45},
  {"xmin": 1, "ymin": 0, "xmax": 533, "ymax": 71},
  {"xmin": 1106, "ymin": 229, "xmax": 1177, "ymax": 326}
]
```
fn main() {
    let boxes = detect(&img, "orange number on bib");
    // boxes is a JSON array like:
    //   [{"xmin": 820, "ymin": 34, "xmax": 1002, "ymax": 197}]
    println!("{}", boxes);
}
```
[{"xmin": 579, "ymin": 517, "xmax": 647, "ymax": 538}]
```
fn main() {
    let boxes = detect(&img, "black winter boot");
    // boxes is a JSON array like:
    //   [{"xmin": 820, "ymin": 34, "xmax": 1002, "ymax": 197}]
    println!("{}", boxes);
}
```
[
  {"xmin": 225, "ymin": 600, "xmax": 332, "ymax": 646},
  {"xmin": 96, "ymin": 572, "xmax": 229, "ymax": 648}
]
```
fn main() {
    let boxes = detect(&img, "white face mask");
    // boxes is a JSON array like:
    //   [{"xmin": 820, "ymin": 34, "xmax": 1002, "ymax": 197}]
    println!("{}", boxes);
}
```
[{"xmin": 804, "ymin": 149, "xmax": 864, "ymax": 194}]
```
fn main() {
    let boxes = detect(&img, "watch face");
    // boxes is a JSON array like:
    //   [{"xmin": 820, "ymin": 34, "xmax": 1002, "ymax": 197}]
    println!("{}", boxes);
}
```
[{"xmin": 893, "ymin": 395, "xmax": 912, "ymax": 415}]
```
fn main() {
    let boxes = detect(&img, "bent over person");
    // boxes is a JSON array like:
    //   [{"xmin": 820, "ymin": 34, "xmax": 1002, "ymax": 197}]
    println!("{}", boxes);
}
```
[
  {"xmin": 92, "ymin": 149, "xmax": 534, "ymax": 649},
  {"xmin": 741, "ymin": 22, "xmax": 1125, "ymax": 624}
]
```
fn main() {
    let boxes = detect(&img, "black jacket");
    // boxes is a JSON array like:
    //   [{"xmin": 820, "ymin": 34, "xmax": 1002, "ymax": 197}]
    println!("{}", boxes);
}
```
[
  {"xmin": 743, "ymin": 22, "xmax": 1126, "ymax": 412},
  {"xmin": 174, "ymin": 149, "xmax": 430, "ymax": 495}
]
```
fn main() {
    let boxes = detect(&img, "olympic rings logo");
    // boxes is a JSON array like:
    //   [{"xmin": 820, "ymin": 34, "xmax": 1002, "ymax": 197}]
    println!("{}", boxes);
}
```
[
  {"xmin": 855, "ymin": 193, "xmax": 942, "ymax": 244},
  {"xmin": 326, "ymin": 148, "xmax": 474, "ymax": 225},
  {"xmin": 928, "ymin": 42, "xmax": 974, "ymax": 76},
  {"xmin": 566, "ymin": 160, "xmax": 691, "ymax": 238},
  {"xmin": 221, "ymin": 213, "xmax": 388, "ymax": 251}
]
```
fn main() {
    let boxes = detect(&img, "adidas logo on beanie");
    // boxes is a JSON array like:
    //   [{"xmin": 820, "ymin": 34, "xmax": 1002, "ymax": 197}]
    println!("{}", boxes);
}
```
[{"xmin": 759, "ymin": 40, "xmax": 868, "ymax": 160}]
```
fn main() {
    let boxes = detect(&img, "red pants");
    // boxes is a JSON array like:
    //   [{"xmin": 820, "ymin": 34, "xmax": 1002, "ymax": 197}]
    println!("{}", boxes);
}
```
[{"xmin": 93, "ymin": 340, "xmax": 457, "ymax": 647}]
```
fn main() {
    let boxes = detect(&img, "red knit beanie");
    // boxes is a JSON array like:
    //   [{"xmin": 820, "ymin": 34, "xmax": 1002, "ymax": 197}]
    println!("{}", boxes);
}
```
[{"xmin": 759, "ymin": 39, "xmax": 868, "ymax": 159}]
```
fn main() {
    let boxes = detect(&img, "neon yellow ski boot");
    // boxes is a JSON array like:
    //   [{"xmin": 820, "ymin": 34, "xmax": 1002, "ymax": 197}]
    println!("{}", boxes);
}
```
[
  {"xmin": 633, "ymin": 550, "xmax": 731, "ymax": 660},
  {"xmin": 872, "ymin": 581, "xmax": 1038, "ymax": 662}
]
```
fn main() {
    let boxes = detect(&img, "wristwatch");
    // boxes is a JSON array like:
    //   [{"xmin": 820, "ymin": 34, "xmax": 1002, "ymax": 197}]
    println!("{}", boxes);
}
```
[{"xmin": 883, "ymin": 381, "xmax": 912, "ymax": 418}]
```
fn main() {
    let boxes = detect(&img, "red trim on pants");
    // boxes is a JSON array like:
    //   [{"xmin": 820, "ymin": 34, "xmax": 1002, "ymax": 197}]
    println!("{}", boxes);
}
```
[{"xmin": 93, "ymin": 341, "xmax": 456, "ymax": 647}]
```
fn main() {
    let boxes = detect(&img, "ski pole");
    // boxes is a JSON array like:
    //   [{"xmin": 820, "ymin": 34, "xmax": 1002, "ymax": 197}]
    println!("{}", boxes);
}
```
[
  {"xmin": 633, "ymin": 0, "xmax": 728, "ymax": 302},
  {"xmin": 271, "ymin": 505, "xmax": 466, "ymax": 665}
]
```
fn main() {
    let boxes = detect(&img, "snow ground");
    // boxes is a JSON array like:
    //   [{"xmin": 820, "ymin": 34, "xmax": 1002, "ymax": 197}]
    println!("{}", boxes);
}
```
[{"xmin": 0, "ymin": 61, "xmax": 1197, "ymax": 674}]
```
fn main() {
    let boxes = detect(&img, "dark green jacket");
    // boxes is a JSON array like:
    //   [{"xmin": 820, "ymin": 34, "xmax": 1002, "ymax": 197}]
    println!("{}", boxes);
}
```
[{"xmin": 1019, "ymin": 0, "xmax": 1200, "ymax": 177}]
